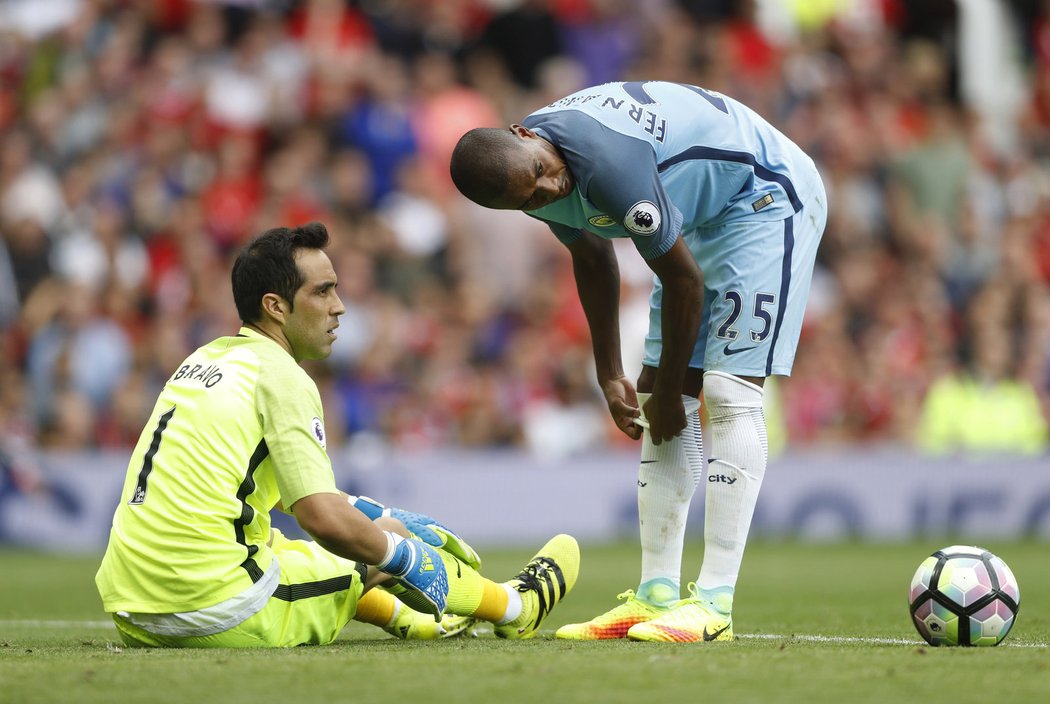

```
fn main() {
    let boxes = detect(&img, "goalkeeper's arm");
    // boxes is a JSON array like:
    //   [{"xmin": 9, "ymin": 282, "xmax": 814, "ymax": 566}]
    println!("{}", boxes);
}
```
[
  {"xmin": 291, "ymin": 492, "xmax": 448, "ymax": 617},
  {"xmin": 292, "ymin": 492, "xmax": 389, "ymax": 563},
  {"xmin": 345, "ymin": 493, "xmax": 481, "ymax": 569}
]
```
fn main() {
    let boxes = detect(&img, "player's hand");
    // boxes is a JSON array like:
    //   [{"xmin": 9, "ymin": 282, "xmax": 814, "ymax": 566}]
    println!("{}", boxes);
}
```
[
  {"xmin": 390, "ymin": 510, "xmax": 481, "ymax": 570},
  {"xmin": 642, "ymin": 392, "xmax": 686, "ymax": 445},
  {"xmin": 601, "ymin": 376, "xmax": 642, "ymax": 440},
  {"xmin": 348, "ymin": 496, "xmax": 482, "ymax": 569},
  {"xmin": 378, "ymin": 533, "xmax": 449, "ymax": 620}
]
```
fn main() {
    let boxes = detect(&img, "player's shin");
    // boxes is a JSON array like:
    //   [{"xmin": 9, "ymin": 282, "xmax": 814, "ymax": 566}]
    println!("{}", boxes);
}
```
[
  {"xmin": 697, "ymin": 371, "xmax": 767, "ymax": 603},
  {"xmin": 354, "ymin": 588, "xmax": 397, "ymax": 627},
  {"xmin": 636, "ymin": 392, "xmax": 703, "ymax": 606},
  {"xmin": 439, "ymin": 550, "xmax": 516, "ymax": 623},
  {"xmin": 385, "ymin": 549, "xmax": 516, "ymax": 624}
]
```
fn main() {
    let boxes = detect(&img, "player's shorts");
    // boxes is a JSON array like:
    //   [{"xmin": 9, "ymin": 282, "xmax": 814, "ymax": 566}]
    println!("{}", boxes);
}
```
[
  {"xmin": 112, "ymin": 530, "xmax": 366, "ymax": 648},
  {"xmin": 643, "ymin": 174, "xmax": 827, "ymax": 378}
]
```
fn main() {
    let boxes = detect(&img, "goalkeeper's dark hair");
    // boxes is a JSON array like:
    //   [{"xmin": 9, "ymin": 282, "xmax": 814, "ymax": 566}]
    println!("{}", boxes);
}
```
[
  {"xmin": 232, "ymin": 222, "xmax": 330, "ymax": 324},
  {"xmin": 450, "ymin": 127, "xmax": 519, "ymax": 206}
]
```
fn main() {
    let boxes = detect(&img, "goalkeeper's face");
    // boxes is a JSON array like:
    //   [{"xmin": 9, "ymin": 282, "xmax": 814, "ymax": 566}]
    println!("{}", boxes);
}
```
[{"xmin": 284, "ymin": 248, "xmax": 345, "ymax": 362}]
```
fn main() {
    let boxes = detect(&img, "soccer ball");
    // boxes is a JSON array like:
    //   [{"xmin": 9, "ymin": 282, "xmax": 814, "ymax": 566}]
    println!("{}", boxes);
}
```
[{"xmin": 908, "ymin": 545, "xmax": 1020, "ymax": 647}]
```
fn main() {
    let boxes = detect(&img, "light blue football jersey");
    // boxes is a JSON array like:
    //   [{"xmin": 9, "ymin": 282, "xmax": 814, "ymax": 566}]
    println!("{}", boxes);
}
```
[{"xmin": 522, "ymin": 81, "xmax": 820, "ymax": 260}]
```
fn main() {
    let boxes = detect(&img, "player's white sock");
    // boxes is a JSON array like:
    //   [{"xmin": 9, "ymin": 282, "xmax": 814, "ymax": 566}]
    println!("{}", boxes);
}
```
[
  {"xmin": 384, "ymin": 599, "xmax": 402, "ymax": 627},
  {"xmin": 636, "ymin": 392, "xmax": 703, "ymax": 605},
  {"xmin": 495, "ymin": 583, "xmax": 523, "ymax": 625},
  {"xmin": 697, "ymin": 371, "xmax": 767, "ymax": 596}
]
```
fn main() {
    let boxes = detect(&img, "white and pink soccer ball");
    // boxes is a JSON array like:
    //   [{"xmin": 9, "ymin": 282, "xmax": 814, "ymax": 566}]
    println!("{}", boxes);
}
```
[{"xmin": 909, "ymin": 545, "xmax": 1020, "ymax": 647}]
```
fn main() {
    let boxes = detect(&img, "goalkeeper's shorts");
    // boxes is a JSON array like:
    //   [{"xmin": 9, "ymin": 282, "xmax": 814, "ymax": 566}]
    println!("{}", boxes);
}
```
[{"xmin": 112, "ymin": 530, "xmax": 366, "ymax": 648}]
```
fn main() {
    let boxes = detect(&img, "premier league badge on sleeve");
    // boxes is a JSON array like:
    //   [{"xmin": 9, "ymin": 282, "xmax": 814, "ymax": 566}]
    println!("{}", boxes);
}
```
[
  {"xmin": 310, "ymin": 417, "xmax": 327, "ymax": 449},
  {"xmin": 624, "ymin": 201, "xmax": 660, "ymax": 236}
]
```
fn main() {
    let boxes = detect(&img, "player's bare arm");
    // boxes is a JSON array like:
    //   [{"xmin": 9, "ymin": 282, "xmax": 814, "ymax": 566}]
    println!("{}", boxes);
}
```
[
  {"xmin": 291, "ymin": 491, "xmax": 392, "ymax": 565},
  {"xmin": 291, "ymin": 492, "xmax": 452, "ymax": 599},
  {"xmin": 566, "ymin": 232, "xmax": 642, "ymax": 440},
  {"xmin": 641, "ymin": 237, "xmax": 703, "ymax": 444}
]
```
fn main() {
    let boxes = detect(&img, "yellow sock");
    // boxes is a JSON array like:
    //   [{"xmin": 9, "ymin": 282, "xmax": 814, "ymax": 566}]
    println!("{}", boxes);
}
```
[
  {"xmin": 354, "ymin": 588, "xmax": 397, "ymax": 628},
  {"xmin": 475, "ymin": 579, "xmax": 510, "ymax": 623},
  {"xmin": 439, "ymin": 551, "xmax": 509, "ymax": 623}
]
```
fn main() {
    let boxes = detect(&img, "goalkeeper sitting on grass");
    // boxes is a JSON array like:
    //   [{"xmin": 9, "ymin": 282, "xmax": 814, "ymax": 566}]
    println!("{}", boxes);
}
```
[{"xmin": 95, "ymin": 223, "xmax": 579, "ymax": 647}]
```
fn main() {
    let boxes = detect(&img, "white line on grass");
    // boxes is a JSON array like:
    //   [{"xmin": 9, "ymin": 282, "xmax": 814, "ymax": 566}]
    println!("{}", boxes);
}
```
[
  {"xmin": 741, "ymin": 633, "xmax": 918, "ymax": 646},
  {"xmin": 2, "ymin": 621, "xmax": 1046, "ymax": 648},
  {"xmin": 1, "ymin": 620, "xmax": 114, "ymax": 628},
  {"xmin": 739, "ymin": 633, "xmax": 1048, "ymax": 649},
  {"xmin": 472, "ymin": 625, "xmax": 1047, "ymax": 648}
]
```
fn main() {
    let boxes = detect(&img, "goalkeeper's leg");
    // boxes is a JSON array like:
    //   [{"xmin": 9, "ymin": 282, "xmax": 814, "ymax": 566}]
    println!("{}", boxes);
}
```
[
  {"xmin": 381, "ymin": 535, "xmax": 579, "ymax": 638},
  {"xmin": 353, "ymin": 588, "xmax": 474, "ymax": 639},
  {"xmin": 373, "ymin": 515, "xmax": 510, "ymax": 622},
  {"xmin": 381, "ymin": 549, "xmax": 513, "ymax": 623}
]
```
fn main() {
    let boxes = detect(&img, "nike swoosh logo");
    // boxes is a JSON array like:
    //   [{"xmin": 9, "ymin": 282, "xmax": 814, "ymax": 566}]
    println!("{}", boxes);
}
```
[
  {"xmin": 724, "ymin": 343, "xmax": 756, "ymax": 355},
  {"xmin": 703, "ymin": 624, "xmax": 730, "ymax": 641},
  {"xmin": 640, "ymin": 460, "xmax": 658, "ymax": 464}
]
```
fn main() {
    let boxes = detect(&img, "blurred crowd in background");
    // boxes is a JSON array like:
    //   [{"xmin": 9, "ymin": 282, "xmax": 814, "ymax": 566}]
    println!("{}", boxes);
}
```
[{"xmin": 0, "ymin": 0, "xmax": 1048, "ymax": 467}]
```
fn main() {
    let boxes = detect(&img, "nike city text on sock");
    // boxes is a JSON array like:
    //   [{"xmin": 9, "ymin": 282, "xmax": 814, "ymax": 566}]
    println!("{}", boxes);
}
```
[{"xmin": 697, "ymin": 371, "xmax": 767, "ymax": 591}]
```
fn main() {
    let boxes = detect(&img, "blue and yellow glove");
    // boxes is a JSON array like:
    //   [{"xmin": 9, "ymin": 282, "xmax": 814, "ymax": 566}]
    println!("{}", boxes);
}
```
[
  {"xmin": 348, "ymin": 495, "xmax": 482, "ymax": 570},
  {"xmin": 376, "ymin": 532, "xmax": 449, "ymax": 620}
]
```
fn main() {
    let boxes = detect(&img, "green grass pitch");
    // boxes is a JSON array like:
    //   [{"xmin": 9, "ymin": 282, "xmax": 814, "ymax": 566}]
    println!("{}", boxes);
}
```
[{"xmin": 2, "ymin": 540, "xmax": 1048, "ymax": 704}]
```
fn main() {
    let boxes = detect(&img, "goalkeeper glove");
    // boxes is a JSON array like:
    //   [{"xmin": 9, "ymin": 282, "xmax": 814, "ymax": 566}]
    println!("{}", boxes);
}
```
[
  {"xmin": 376, "ymin": 532, "xmax": 448, "ymax": 620},
  {"xmin": 348, "ymin": 495, "xmax": 481, "ymax": 570}
]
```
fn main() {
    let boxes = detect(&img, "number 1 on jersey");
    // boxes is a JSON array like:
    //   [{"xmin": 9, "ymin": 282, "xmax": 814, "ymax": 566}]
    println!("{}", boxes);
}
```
[{"xmin": 129, "ymin": 407, "xmax": 175, "ymax": 505}]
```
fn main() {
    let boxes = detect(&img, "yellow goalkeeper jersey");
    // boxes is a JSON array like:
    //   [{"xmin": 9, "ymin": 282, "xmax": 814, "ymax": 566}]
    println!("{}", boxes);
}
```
[{"xmin": 95, "ymin": 327, "xmax": 339, "ymax": 614}]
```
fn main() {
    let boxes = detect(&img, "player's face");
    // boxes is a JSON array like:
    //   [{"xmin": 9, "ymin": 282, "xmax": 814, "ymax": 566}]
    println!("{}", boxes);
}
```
[
  {"xmin": 496, "ymin": 125, "xmax": 575, "ymax": 211},
  {"xmin": 284, "ymin": 248, "xmax": 345, "ymax": 362}
]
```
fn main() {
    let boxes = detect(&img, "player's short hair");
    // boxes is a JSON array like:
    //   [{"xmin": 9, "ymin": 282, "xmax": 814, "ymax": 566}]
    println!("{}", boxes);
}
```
[
  {"xmin": 231, "ymin": 222, "xmax": 330, "ymax": 324},
  {"xmin": 450, "ymin": 128, "xmax": 520, "ymax": 206}
]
